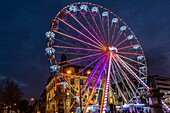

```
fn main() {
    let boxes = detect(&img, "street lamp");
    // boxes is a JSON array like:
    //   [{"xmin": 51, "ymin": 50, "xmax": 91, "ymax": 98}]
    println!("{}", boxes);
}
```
[
  {"xmin": 79, "ymin": 73, "xmax": 83, "ymax": 113},
  {"xmin": 87, "ymin": 70, "xmax": 91, "ymax": 75},
  {"xmin": 31, "ymin": 98, "xmax": 35, "ymax": 101},
  {"xmin": 67, "ymin": 70, "xmax": 72, "ymax": 74}
]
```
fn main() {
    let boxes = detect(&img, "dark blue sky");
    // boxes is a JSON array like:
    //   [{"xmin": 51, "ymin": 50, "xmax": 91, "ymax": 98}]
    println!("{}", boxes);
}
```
[{"xmin": 0, "ymin": 0, "xmax": 170, "ymax": 99}]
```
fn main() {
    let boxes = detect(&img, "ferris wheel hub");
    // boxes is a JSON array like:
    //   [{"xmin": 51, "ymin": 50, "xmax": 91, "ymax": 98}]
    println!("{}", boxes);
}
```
[{"xmin": 108, "ymin": 46, "xmax": 118, "ymax": 52}]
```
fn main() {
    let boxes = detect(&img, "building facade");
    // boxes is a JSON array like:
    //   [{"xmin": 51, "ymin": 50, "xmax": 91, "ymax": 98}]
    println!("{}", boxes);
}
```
[
  {"xmin": 147, "ymin": 75, "xmax": 170, "ymax": 107},
  {"xmin": 45, "ymin": 65, "xmax": 93, "ymax": 113},
  {"xmin": 46, "ymin": 74, "xmax": 57, "ymax": 113},
  {"xmin": 40, "ymin": 90, "xmax": 46, "ymax": 113}
]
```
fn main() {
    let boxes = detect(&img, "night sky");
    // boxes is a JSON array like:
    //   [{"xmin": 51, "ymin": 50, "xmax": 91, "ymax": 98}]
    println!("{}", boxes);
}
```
[{"xmin": 0, "ymin": 0, "xmax": 170, "ymax": 99}]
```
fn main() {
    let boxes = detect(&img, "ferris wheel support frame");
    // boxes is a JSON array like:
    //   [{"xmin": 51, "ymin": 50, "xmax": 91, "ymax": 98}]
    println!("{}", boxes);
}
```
[{"xmin": 100, "ymin": 52, "xmax": 112, "ymax": 113}]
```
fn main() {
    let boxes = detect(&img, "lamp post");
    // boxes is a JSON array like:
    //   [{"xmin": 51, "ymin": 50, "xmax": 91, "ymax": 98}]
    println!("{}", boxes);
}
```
[
  {"xmin": 29, "ymin": 97, "xmax": 35, "ymax": 113},
  {"xmin": 66, "ymin": 92, "xmax": 69, "ymax": 113},
  {"xmin": 30, "ymin": 97, "xmax": 35, "ymax": 106},
  {"xmin": 79, "ymin": 73, "xmax": 83, "ymax": 113}
]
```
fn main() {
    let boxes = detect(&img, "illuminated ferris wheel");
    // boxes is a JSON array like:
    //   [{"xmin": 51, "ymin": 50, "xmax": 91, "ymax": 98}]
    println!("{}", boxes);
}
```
[{"xmin": 44, "ymin": 2, "xmax": 170, "ymax": 113}]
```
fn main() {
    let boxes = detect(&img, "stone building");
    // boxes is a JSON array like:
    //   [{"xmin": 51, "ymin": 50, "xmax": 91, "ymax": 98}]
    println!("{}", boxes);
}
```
[
  {"xmin": 147, "ymin": 75, "xmax": 170, "ymax": 107},
  {"xmin": 40, "ymin": 90, "xmax": 46, "ymax": 113},
  {"xmin": 46, "ymin": 74, "xmax": 57, "ymax": 113},
  {"xmin": 45, "ymin": 65, "xmax": 93, "ymax": 113}
]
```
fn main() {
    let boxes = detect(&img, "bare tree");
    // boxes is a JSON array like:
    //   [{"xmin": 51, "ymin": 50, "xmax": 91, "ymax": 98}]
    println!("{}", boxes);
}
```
[{"xmin": 0, "ymin": 78, "xmax": 23, "ymax": 108}]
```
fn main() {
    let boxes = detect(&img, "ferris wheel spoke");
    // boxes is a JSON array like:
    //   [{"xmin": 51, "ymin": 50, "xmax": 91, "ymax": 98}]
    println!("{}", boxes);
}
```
[
  {"xmin": 111, "ymin": 59, "xmax": 131, "ymax": 101},
  {"xmin": 118, "ymin": 54, "xmax": 145, "ymax": 66},
  {"xmin": 114, "ymin": 59, "xmax": 146, "ymax": 101},
  {"xmin": 58, "ymin": 18, "xmax": 103, "ymax": 48},
  {"xmin": 88, "ymin": 7, "xmax": 106, "ymax": 44},
  {"xmin": 98, "ymin": 10, "xmax": 107, "ymax": 44},
  {"xmin": 59, "ymin": 54, "xmax": 101, "ymax": 67},
  {"xmin": 120, "ymin": 70, "xmax": 139, "ymax": 95},
  {"xmin": 113, "ymin": 31, "xmax": 123, "ymax": 46},
  {"xmin": 107, "ymin": 13, "xmax": 110, "ymax": 46},
  {"xmin": 53, "ymin": 45, "xmax": 102, "ymax": 52},
  {"xmin": 75, "ymin": 54, "xmax": 105, "ymax": 75},
  {"xmin": 113, "ymin": 56, "xmax": 144, "ymax": 100},
  {"xmin": 56, "ymin": 27, "xmax": 89, "ymax": 48},
  {"xmin": 82, "ymin": 56, "xmax": 107, "ymax": 93},
  {"xmin": 121, "ymin": 70, "xmax": 140, "ymax": 97},
  {"xmin": 114, "ymin": 55, "xmax": 149, "ymax": 90},
  {"xmin": 67, "ymin": 8, "xmax": 105, "ymax": 47},
  {"xmin": 116, "ymin": 56, "xmax": 147, "ymax": 77},
  {"xmin": 56, "ymin": 27, "xmax": 96, "ymax": 52},
  {"xmin": 77, "ymin": 7, "xmax": 105, "ymax": 45},
  {"xmin": 110, "ymin": 63, "xmax": 128, "ymax": 103},
  {"xmin": 110, "ymin": 73, "xmax": 128, "ymax": 103},
  {"xmin": 117, "ymin": 52, "xmax": 143, "ymax": 56},
  {"xmin": 84, "ymin": 56, "xmax": 108, "ymax": 112},
  {"xmin": 54, "ymin": 38, "xmax": 79, "ymax": 48},
  {"xmin": 110, "ymin": 24, "xmax": 117, "ymax": 45},
  {"xmin": 58, "ymin": 52, "xmax": 103, "ymax": 65},
  {"xmin": 117, "ymin": 44, "xmax": 138, "ymax": 51},
  {"xmin": 112, "ymin": 58, "xmax": 140, "ymax": 100},
  {"xmin": 53, "ymin": 30, "xmax": 101, "ymax": 50},
  {"xmin": 86, "ymin": 6, "xmax": 105, "ymax": 44},
  {"xmin": 115, "ymin": 37, "xmax": 128, "ymax": 48},
  {"xmin": 55, "ymin": 52, "xmax": 88, "ymax": 56},
  {"xmin": 111, "ymin": 61, "xmax": 133, "ymax": 101}
]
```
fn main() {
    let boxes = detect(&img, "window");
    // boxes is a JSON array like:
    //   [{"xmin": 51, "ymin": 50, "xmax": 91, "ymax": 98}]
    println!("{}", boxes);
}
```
[
  {"xmin": 58, "ymin": 99, "xmax": 64, "ymax": 106},
  {"xmin": 71, "ymin": 88, "xmax": 75, "ymax": 95},
  {"xmin": 80, "ymin": 79, "xmax": 83, "ymax": 85},
  {"xmin": 70, "ymin": 78, "xmax": 74, "ymax": 84},
  {"xmin": 157, "ymin": 83, "xmax": 170, "ymax": 86}
]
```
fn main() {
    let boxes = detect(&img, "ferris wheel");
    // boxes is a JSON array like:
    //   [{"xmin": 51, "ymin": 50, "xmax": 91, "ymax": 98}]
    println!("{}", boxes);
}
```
[{"xmin": 44, "ymin": 2, "xmax": 169, "ymax": 113}]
